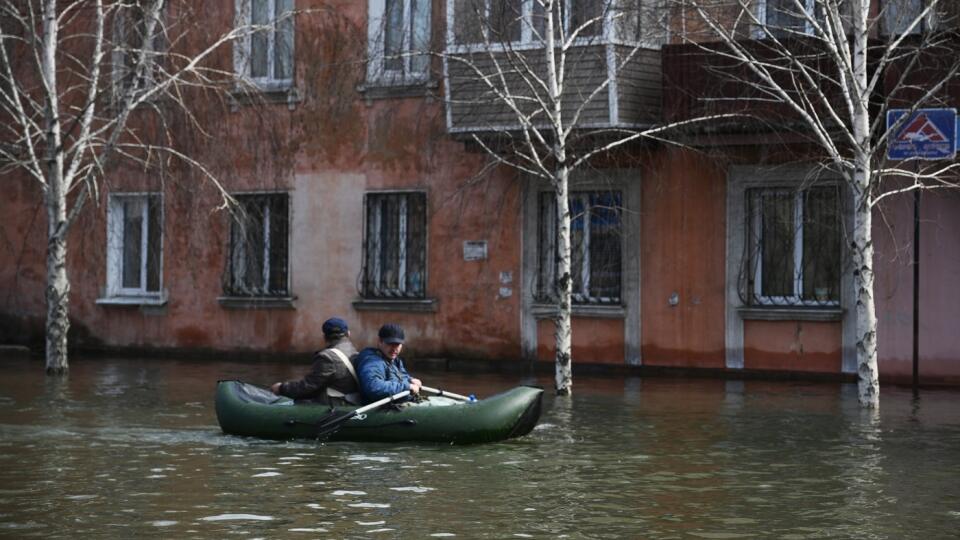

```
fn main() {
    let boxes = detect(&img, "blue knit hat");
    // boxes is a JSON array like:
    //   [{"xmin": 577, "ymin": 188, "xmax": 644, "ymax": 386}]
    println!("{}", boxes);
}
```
[{"xmin": 322, "ymin": 317, "xmax": 349, "ymax": 339}]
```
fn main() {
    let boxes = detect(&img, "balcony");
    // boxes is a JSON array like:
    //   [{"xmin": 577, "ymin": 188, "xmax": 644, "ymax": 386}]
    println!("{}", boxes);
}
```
[
  {"xmin": 663, "ymin": 32, "xmax": 960, "ymax": 137},
  {"xmin": 442, "ymin": 4, "xmax": 664, "ymax": 135}
]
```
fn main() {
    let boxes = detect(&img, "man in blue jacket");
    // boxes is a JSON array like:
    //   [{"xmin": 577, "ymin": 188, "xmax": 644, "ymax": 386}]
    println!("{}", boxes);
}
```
[{"xmin": 355, "ymin": 323, "xmax": 422, "ymax": 403}]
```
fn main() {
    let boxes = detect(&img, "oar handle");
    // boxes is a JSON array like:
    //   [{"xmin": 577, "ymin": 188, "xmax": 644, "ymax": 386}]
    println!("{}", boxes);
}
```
[
  {"xmin": 353, "ymin": 390, "xmax": 411, "ymax": 415},
  {"xmin": 420, "ymin": 385, "xmax": 473, "ymax": 401}
]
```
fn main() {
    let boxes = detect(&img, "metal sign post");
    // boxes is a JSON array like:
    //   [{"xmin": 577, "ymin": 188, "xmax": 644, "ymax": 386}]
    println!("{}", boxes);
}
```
[{"xmin": 886, "ymin": 108, "xmax": 957, "ymax": 392}]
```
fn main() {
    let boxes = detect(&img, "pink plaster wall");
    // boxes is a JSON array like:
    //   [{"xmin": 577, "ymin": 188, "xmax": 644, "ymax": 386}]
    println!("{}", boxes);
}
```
[
  {"xmin": 743, "ymin": 320, "xmax": 842, "ymax": 373},
  {"xmin": 536, "ymin": 318, "xmax": 626, "ymax": 364},
  {"xmin": 640, "ymin": 148, "xmax": 727, "ymax": 368},
  {"xmin": 875, "ymin": 188, "xmax": 960, "ymax": 385}
]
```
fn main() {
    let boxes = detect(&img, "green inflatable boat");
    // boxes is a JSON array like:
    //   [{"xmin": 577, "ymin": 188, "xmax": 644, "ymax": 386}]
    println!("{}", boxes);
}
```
[{"xmin": 215, "ymin": 380, "xmax": 544, "ymax": 444}]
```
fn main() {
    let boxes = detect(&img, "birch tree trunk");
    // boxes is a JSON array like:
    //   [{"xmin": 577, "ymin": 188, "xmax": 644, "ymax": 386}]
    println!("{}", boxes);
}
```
[
  {"xmin": 546, "ymin": 0, "xmax": 573, "ymax": 396},
  {"xmin": 555, "ymin": 165, "xmax": 573, "ymax": 395},
  {"xmin": 45, "ymin": 193, "xmax": 70, "ymax": 375},
  {"xmin": 41, "ymin": 0, "xmax": 70, "ymax": 374},
  {"xmin": 5, "ymin": 0, "xmax": 256, "ymax": 374},
  {"xmin": 850, "ymin": 0, "xmax": 879, "ymax": 407},
  {"xmin": 852, "ymin": 178, "xmax": 879, "ymax": 406}
]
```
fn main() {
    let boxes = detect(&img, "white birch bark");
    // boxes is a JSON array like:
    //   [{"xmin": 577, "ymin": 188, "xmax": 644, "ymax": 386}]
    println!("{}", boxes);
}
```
[
  {"xmin": 674, "ymin": 0, "xmax": 960, "ymax": 407},
  {"xmin": 849, "ymin": 0, "xmax": 879, "ymax": 406},
  {"xmin": 554, "ymin": 164, "xmax": 573, "ymax": 395},
  {"xmin": 40, "ymin": 0, "xmax": 69, "ymax": 374},
  {"xmin": 3, "ymin": 0, "xmax": 271, "ymax": 374}
]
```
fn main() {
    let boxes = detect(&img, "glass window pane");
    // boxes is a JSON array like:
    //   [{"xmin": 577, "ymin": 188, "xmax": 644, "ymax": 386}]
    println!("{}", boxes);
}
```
[
  {"xmin": 404, "ymin": 193, "xmax": 426, "ymax": 296},
  {"xmin": 146, "ymin": 195, "xmax": 162, "ymax": 292},
  {"xmin": 245, "ymin": 201, "xmax": 267, "ymax": 292},
  {"xmin": 537, "ymin": 190, "xmax": 623, "ymax": 305},
  {"xmin": 384, "ymin": 196, "xmax": 403, "ymax": 291},
  {"xmin": 766, "ymin": 0, "xmax": 807, "ymax": 36},
  {"xmin": 268, "ymin": 195, "xmax": 289, "ymax": 294},
  {"xmin": 453, "ymin": 0, "xmax": 484, "ymax": 44},
  {"xmin": 883, "ymin": 0, "xmax": 923, "ymax": 35},
  {"xmin": 122, "ymin": 199, "xmax": 143, "ymax": 289},
  {"xmin": 588, "ymin": 191, "xmax": 622, "ymax": 301},
  {"xmin": 759, "ymin": 190, "xmax": 795, "ymax": 298},
  {"xmin": 569, "ymin": 195, "xmax": 586, "ymax": 298},
  {"xmin": 490, "ymin": 0, "xmax": 523, "ymax": 42},
  {"xmin": 410, "ymin": 0, "xmax": 430, "ymax": 74},
  {"xmin": 384, "ymin": 0, "xmax": 404, "ymax": 71},
  {"xmin": 250, "ymin": 0, "xmax": 270, "ymax": 78},
  {"xmin": 227, "ymin": 196, "xmax": 277, "ymax": 295},
  {"xmin": 274, "ymin": 0, "xmax": 294, "ymax": 80},
  {"xmin": 537, "ymin": 192, "xmax": 557, "ymax": 301},
  {"xmin": 802, "ymin": 186, "xmax": 840, "ymax": 302},
  {"xmin": 364, "ymin": 193, "xmax": 427, "ymax": 299},
  {"xmin": 570, "ymin": 0, "xmax": 603, "ymax": 38},
  {"xmin": 529, "ymin": 0, "xmax": 547, "ymax": 43}
]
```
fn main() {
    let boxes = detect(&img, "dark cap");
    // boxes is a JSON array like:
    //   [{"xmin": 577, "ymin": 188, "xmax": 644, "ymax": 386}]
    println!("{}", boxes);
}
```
[
  {"xmin": 322, "ymin": 317, "xmax": 349, "ymax": 339},
  {"xmin": 378, "ymin": 323, "xmax": 405, "ymax": 344}
]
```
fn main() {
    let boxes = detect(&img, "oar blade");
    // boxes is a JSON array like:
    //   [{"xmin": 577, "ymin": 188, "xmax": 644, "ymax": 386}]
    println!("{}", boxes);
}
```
[{"xmin": 314, "ymin": 410, "xmax": 359, "ymax": 439}]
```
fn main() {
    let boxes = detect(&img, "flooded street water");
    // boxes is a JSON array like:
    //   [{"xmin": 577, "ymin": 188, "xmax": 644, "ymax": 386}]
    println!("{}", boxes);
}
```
[{"xmin": 1, "ymin": 355, "xmax": 959, "ymax": 538}]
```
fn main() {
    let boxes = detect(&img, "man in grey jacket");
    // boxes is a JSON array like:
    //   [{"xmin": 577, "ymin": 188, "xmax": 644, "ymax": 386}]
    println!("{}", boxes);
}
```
[{"xmin": 270, "ymin": 317, "xmax": 361, "ymax": 405}]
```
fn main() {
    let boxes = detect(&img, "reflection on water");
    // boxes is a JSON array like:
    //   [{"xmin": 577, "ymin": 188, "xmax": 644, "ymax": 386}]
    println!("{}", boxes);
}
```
[{"xmin": 0, "ymin": 356, "xmax": 959, "ymax": 538}]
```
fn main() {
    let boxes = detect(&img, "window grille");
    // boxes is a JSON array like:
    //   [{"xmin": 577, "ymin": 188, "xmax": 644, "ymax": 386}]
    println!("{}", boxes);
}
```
[
  {"xmin": 224, "ymin": 193, "xmax": 289, "ymax": 297},
  {"xmin": 362, "ymin": 192, "xmax": 427, "ymax": 298},
  {"xmin": 537, "ymin": 190, "xmax": 623, "ymax": 305},
  {"xmin": 744, "ymin": 185, "xmax": 842, "ymax": 306}
]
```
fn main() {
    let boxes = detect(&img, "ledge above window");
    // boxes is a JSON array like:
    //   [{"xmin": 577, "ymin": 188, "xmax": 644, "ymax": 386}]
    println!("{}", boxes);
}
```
[
  {"xmin": 531, "ymin": 303, "xmax": 625, "ymax": 319},
  {"xmin": 229, "ymin": 83, "xmax": 301, "ymax": 111},
  {"xmin": 218, "ymin": 296, "xmax": 297, "ymax": 310},
  {"xmin": 357, "ymin": 79, "xmax": 438, "ymax": 102},
  {"xmin": 353, "ymin": 297, "xmax": 437, "ymax": 313},
  {"xmin": 97, "ymin": 291, "xmax": 168, "ymax": 307},
  {"xmin": 737, "ymin": 306, "xmax": 844, "ymax": 322}
]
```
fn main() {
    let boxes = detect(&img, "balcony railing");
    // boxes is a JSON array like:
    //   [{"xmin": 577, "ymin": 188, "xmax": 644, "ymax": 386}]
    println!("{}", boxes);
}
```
[{"xmin": 442, "ymin": 2, "xmax": 665, "ymax": 135}]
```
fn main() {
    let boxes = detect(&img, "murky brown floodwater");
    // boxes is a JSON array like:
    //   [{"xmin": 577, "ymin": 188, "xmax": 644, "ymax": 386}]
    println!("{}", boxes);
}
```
[{"xmin": 0, "ymin": 355, "xmax": 958, "ymax": 538}]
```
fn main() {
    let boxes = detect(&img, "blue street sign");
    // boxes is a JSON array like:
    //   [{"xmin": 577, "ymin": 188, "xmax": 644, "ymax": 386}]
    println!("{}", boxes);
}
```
[{"xmin": 887, "ymin": 108, "xmax": 956, "ymax": 160}]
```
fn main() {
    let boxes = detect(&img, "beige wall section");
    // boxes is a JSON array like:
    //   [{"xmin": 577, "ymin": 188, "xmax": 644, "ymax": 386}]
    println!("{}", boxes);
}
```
[{"xmin": 290, "ymin": 172, "xmax": 365, "ymax": 347}]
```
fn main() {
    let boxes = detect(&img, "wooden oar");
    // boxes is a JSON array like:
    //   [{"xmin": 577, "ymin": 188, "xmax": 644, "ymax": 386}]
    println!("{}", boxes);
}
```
[
  {"xmin": 420, "ymin": 385, "xmax": 475, "ymax": 401},
  {"xmin": 314, "ymin": 389, "xmax": 411, "ymax": 439}
]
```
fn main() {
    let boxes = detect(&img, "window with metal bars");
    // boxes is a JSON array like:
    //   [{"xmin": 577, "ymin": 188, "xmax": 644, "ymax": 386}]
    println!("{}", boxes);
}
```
[
  {"xmin": 536, "ymin": 190, "xmax": 623, "ymax": 305},
  {"xmin": 106, "ymin": 193, "xmax": 163, "ymax": 297},
  {"xmin": 223, "ymin": 193, "xmax": 290, "ymax": 297},
  {"xmin": 362, "ymin": 192, "xmax": 427, "ymax": 299},
  {"xmin": 745, "ymin": 185, "xmax": 841, "ymax": 306}
]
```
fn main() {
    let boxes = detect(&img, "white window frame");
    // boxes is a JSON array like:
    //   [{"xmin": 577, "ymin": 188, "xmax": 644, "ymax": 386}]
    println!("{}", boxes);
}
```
[
  {"xmin": 755, "ymin": 0, "xmax": 816, "ymax": 37},
  {"xmin": 224, "ymin": 192, "xmax": 291, "ymax": 298},
  {"xmin": 234, "ymin": 0, "xmax": 295, "ymax": 90},
  {"xmin": 104, "ymin": 193, "xmax": 164, "ymax": 300},
  {"xmin": 367, "ymin": 0, "xmax": 432, "ymax": 86},
  {"xmin": 748, "ymin": 187, "xmax": 841, "ymax": 307},
  {"xmin": 362, "ymin": 191, "xmax": 428, "ymax": 299},
  {"xmin": 880, "ymin": 0, "xmax": 939, "ymax": 36},
  {"xmin": 727, "ymin": 166, "xmax": 858, "ymax": 373}
]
